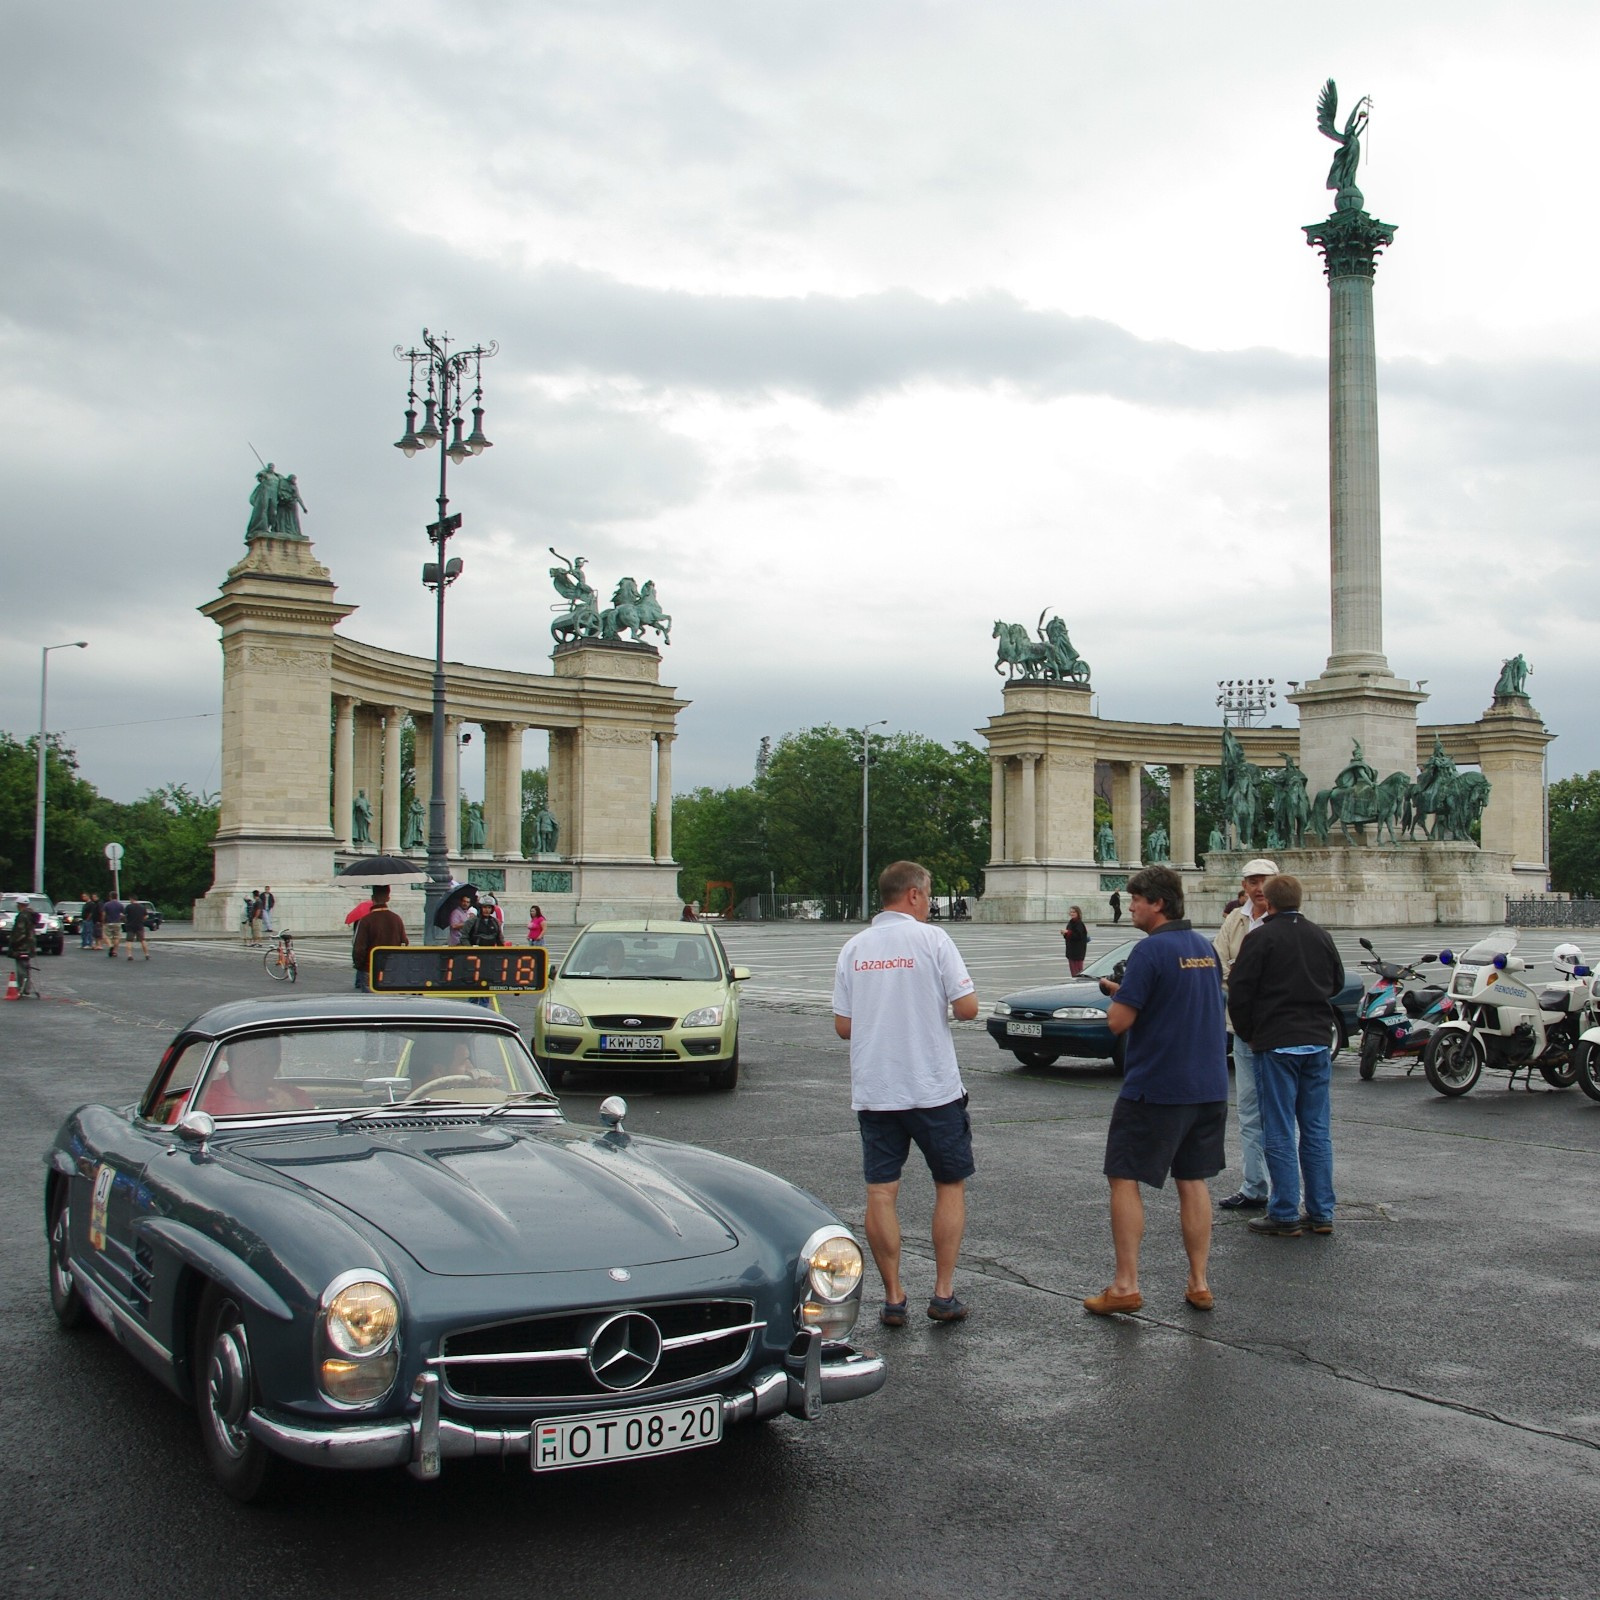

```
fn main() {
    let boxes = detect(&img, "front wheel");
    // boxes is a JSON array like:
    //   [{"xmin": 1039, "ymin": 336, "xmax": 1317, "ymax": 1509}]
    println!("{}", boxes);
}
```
[
  {"xmin": 263, "ymin": 947, "xmax": 294, "ymax": 982},
  {"xmin": 1329, "ymin": 1017, "xmax": 1348, "ymax": 1061},
  {"xmin": 195, "ymin": 1283, "xmax": 282, "ymax": 1504},
  {"xmin": 1424, "ymin": 1030, "xmax": 1483, "ymax": 1098},
  {"xmin": 1359, "ymin": 1029, "xmax": 1383, "ymax": 1081},
  {"xmin": 48, "ymin": 1187, "xmax": 87, "ymax": 1330},
  {"xmin": 708, "ymin": 1041, "xmax": 740, "ymax": 1091},
  {"xmin": 1575, "ymin": 1040, "xmax": 1600, "ymax": 1103}
]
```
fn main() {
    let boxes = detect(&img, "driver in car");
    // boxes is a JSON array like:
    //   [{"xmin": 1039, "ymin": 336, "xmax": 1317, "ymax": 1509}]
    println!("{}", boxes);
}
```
[{"xmin": 200, "ymin": 1036, "xmax": 315, "ymax": 1116}]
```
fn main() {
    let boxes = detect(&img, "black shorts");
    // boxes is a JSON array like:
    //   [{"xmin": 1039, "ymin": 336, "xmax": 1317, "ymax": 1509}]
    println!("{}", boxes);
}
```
[
  {"xmin": 858, "ymin": 1097, "xmax": 975, "ymax": 1185},
  {"xmin": 1103, "ymin": 1098, "xmax": 1227, "ymax": 1188}
]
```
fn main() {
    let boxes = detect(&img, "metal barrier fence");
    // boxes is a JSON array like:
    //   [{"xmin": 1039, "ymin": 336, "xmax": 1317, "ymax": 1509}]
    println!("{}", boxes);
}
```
[{"xmin": 1506, "ymin": 896, "xmax": 1600, "ymax": 928}]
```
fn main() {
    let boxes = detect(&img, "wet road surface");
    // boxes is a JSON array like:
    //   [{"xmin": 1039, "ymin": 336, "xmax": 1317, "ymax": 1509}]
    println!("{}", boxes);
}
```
[{"xmin": 5, "ymin": 926, "xmax": 1600, "ymax": 1599}]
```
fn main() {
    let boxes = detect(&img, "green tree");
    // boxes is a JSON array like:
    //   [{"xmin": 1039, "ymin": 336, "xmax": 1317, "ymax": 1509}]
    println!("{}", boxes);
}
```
[
  {"xmin": 672, "ymin": 785, "xmax": 770, "ymax": 909},
  {"xmin": 1550, "ymin": 772, "xmax": 1600, "ymax": 896}
]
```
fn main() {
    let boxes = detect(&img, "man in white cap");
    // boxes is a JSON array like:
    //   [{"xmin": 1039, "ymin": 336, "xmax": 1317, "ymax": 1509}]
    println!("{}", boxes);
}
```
[{"xmin": 1212, "ymin": 858, "xmax": 1278, "ymax": 1212}]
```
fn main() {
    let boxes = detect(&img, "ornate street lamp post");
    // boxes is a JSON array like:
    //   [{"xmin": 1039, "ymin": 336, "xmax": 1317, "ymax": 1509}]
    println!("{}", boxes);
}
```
[
  {"xmin": 393, "ymin": 329, "xmax": 497, "ymax": 931},
  {"xmin": 859, "ymin": 720, "xmax": 888, "ymax": 921},
  {"xmin": 35, "ymin": 640, "xmax": 88, "ymax": 894}
]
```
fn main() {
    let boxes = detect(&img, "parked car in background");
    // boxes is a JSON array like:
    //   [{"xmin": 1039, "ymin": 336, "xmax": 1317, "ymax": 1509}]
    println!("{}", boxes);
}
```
[
  {"xmin": 54, "ymin": 900, "xmax": 86, "ymax": 935},
  {"xmin": 45, "ymin": 995, "xmax": 882, "ymax": 1502},
  {"xmin": 534, "ymin": 919, "xmax": 749, "ymax": 1090},
  {"xmin": 986, "ymin": 936, "xmax": 1363, "ymax": 1071},
  {"xmin": 1, "ymin": 893, "xmax": 65, "ymax": 955}
]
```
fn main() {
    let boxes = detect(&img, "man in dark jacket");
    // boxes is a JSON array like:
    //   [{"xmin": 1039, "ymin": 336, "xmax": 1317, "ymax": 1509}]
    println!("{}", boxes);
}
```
[
  {"xmin": 1226, "ymin": 875, "xmax": 1344, "ymax": 1238},
  {"xmin": 352, "ymin": 886, "xmax": 409, "ymax": 991}
]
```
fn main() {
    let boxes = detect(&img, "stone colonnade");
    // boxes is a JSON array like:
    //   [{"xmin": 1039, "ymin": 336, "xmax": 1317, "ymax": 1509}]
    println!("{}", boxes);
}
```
[
  {"xmin": 194, "ymin": 533, "xmax": 688, "ymax": 935},
  {"xmin": 978, "ymin": 680, "xmax": 1551, "ymax": 926}
]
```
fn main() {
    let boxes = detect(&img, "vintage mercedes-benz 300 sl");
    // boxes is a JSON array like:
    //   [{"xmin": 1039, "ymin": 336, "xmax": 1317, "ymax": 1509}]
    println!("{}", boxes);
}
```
[{"xmin": 45, "ymin": 996, "xmax": 883, "ymax": 1501}]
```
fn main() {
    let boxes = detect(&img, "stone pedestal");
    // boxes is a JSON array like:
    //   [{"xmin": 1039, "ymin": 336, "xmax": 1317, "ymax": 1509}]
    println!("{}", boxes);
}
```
[
  {"xmin": 1195, "ymin": 845, "xmax": 1529, "ymax": 929},
  {"xmin": 193, "ymin": 536, "xmax": 355, "ymax": 935},
  {"xmin": 1475, "ymin": 695, "xmax": 1553, "ymax": 871},
  {"xmin": 1290, "ymin": 671, "xmax": 1429, "ymax": 799}
]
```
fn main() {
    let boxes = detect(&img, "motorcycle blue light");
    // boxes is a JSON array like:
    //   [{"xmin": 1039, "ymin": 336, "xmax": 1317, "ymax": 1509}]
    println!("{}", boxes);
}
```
[
  {"xmin": 1439, "ymin": 950, "xmax": 1454, "ymax": 965},
  {"xmin": 1493, "ymin": 954, "xmax": 1507, "ymax": 969}
]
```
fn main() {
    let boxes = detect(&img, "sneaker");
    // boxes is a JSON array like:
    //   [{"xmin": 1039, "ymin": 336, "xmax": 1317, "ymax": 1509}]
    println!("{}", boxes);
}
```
[
  {"xmin": 926, "ymin": 1294, "xmax": 969, "ymax": 1323},
  {"xmin": 879, "ymin": 1299, "xmax": 908, "ymax": 1328},
  {"xmin": 1218, "ymin": 1191, "xmax": 1268, "ymax": 1211},
  {"xmin": 1248, "ymin": 1215, "xmax": 1304, "ymax": 1237}
]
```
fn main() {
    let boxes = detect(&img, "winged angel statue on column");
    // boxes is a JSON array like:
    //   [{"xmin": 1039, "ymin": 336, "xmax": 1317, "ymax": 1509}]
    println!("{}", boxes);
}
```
[{"xmin": 1317, "ymin": 79, "xmax": 1371, "ymax": 206}]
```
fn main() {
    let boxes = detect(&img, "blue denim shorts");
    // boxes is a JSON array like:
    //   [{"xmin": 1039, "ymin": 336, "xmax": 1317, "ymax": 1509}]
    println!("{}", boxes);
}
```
[{"xmin": 858, "ymin": 1096, "xmax": 975, "ymax": 1185}]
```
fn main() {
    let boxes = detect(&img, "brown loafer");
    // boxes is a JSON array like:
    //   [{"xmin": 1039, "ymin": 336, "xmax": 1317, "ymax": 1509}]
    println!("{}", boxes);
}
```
[
  {"xmin": 1184, "ymin": 1288, "xmax": 1215, "ymax": 1311},
  {"xmin": 1083, "ymin": 1288, "xmax": 1142, "ymax": 1316}
]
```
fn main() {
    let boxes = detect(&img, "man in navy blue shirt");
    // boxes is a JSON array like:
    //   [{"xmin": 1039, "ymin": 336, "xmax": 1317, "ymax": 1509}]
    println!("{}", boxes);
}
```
[{"xmin": 1085, "ymin": 865, "xmax": 1228, "ymax": 1316}]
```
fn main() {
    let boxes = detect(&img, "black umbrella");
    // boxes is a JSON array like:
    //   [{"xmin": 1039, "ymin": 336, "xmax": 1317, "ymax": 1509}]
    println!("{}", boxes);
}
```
[
  {"xmin": 334, "ymin": 856, "xmax": 427, "ymax": 887},
  {"xmin": 432, "ymin": 882, "xmax": 478, "ymax": 930}
]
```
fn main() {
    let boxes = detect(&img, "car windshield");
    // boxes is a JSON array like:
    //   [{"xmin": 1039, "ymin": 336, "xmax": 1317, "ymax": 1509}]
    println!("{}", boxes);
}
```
[
  {"xmin": 562, "ymin": 931, "xmax": 723, "ymax": 981},
  {"xmin": 150, "ymin": 1026, "xmax": 551, "ymax": 1122},
  {"xmin": 1083, "ymin": 939, "xmax": 1140, "ymax": 979}
]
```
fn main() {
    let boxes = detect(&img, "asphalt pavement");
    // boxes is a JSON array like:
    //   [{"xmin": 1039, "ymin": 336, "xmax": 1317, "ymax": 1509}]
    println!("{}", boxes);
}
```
[{"xmin": 5, "ymin": 924, "xmax": 1600, "ymax": 1600}]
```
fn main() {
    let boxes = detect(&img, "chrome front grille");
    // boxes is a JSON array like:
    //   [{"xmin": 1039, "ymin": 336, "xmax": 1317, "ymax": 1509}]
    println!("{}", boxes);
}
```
[{"xmin": 435, "ymin": 1299, "xmax": 761, "ymax": 1404}]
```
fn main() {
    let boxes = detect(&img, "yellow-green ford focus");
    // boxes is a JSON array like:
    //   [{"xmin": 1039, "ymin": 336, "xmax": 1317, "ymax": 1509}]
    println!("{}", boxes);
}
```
[{"xmin": 534, "ymin": 920, "xmax": 750, "ymax": 1091}]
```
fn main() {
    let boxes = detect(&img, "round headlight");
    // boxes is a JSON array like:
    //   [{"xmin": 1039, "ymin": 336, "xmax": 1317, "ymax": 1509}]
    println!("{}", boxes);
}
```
[
  {"xmin": 807, "ymin": 1232, "xmax": 864, "ymax": 1302},
  {"xmin": 324, "ymin": 1280, "xmax": 399, "ymax": 1357}
]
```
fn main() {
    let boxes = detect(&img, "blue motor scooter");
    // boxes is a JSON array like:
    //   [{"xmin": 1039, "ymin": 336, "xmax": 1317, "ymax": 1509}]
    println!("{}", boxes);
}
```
[{"xmin": 1354, "ymin": 937, "xmax": 1452, "ymax": 1080}]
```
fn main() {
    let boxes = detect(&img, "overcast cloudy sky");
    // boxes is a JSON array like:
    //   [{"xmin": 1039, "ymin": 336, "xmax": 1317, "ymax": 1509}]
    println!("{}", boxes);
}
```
[{"xmin": 4, "ymin": 0, "xmax": 1597, "ymax": 807}]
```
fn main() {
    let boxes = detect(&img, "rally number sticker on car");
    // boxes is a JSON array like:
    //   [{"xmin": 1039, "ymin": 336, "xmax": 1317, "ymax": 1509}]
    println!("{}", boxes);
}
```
[
  {"xmin": 533, "ymin": 1398, "xmax": 723, "ymax": 1471},
  {"xmin": 89, "ymin": 1163, "xmax": 115, "ymax": 1250},
  {"xmin": 599, "ymin": 1034, "xmax": 664, "ymax": 1052},
  {"xmin": 1006, "ymin": 1022, "xmax": 1044, "ymax": 1037}
]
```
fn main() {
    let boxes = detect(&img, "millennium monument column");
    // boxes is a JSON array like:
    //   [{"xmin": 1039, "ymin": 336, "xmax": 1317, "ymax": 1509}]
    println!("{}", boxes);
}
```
[{"xmin": 1288, "ymin": 81, "xmax": 1426, "ymax": 794}]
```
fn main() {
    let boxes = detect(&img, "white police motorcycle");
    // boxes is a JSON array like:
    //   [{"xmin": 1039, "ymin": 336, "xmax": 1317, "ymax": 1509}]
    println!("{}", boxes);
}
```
[
  {"xmin": 1422, "ymin": 934, "xmax": 1591, "ymax": 1097},
  {"xmin": 1569, "ymin": 985, "xmax": 1600, "ymax": 1102}
]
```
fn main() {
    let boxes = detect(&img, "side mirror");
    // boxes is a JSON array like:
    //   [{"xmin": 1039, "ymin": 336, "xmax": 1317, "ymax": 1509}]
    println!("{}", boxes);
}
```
[
  {"xmin": 1419, "ymin": 954, "xmax": 1437, "ymax": 965},
  {"xmin": 174, "ymin": 1109, "xmax": 215, "ymax": 1156},
  {"xmin": 546, "ymin": 963, "xmax": 558, "ymax": 979},
  {"xmin": 730, "ymin": 966, "xmax": 752, "ymax": 982},
  {"xmin": 1359, "ymin": 937, "xmax": 1374, "ymax": 952}
]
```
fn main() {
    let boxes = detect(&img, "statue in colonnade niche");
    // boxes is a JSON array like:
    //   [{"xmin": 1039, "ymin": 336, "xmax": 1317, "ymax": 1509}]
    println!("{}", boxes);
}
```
[
  {"xmin": 402, "ymin": 796, "xmax": 425, "ymax": 850},
  {"xmin": 1145, "ymin": 825, "xmax": 1169, "ymax": 863},
  {"xmin": 463, "ymin": 802, "xmax": 487, "ymax": 852},
  {"xmin": 532, "ymin": 805, "xmax": 559, "ymax": 855},
  {"xmin": 351, "ymin": 789, "xmax": 373, "ymax": 845},
  {"xmin": 1095, "ymin": 821, "xmax": 1116, "ymax": 863},
  {"xmin": 1207, "ymin": 825, "xmax": 1226, "ymax": 855}
]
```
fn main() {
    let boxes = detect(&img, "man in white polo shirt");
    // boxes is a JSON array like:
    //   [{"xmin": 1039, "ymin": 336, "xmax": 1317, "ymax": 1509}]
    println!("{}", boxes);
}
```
[{"xmin": 833, "ymin": 860, "xmax": 980, "ymax": 1326}]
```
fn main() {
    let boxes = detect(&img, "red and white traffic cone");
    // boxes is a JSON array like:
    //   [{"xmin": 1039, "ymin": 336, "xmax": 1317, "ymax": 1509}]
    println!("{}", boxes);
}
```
[{"xmin": 4, "ymin": 971, "xmax": 18, "ymax": 1001}]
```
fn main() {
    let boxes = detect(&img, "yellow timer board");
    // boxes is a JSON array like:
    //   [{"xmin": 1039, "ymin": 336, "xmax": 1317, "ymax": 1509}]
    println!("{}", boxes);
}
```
[{"xmin": 368, "ymin": 945, "xmax": 549, "ymax": 994}]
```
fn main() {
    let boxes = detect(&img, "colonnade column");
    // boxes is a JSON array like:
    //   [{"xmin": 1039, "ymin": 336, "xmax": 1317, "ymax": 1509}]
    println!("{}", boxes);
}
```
[
  {"xmin": 654, "ymin": 734, "xmax": 675, "ymax": 861},
  {"xmin": 1112, "ymin": 762, "xmax": 1142, "ymax": 866},
  {"xmin": 1169, "ymin": 763, "xmax": 1196, "ymax": 868},
  {"xmin": 332, "ymin": 696, "xmax": 355, "ymax": 849},
  {"xmin": 381, "ymin": 708, "xmax": 404, "ymax": 853},
  {"xmin": 411, "ymin": 714, "xmax": 432, "ymax": 817},
  {"xmin": 489, "ymin": 724, "xmax": 527, "ymax": 857},
  {"xmin": 989, "ymin": 756, "xmax": 1007, "ymax": 863},
  {"xmin": 442, "ymin": 717, "xmax": 462, "ymax": 855},
  {"xmin": 1017, "ymin": 752, "xmax": 1039, "ymax": 863}
]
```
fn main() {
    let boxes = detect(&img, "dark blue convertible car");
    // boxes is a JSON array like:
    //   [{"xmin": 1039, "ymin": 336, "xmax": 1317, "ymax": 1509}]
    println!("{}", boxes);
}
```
[
  {"xmin": 986, "ymin": 938, "xmax": 1363, "ymax": 1071},
  {"xmin": 45, "ymin": 996, "xmax": 883, "ymax": 1501}
]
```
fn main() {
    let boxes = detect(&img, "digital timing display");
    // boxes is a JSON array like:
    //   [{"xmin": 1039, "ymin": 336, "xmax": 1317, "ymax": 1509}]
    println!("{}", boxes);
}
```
[{"xmin": 368, "ymin": 945, "xmax": 549, "ymax": 994}]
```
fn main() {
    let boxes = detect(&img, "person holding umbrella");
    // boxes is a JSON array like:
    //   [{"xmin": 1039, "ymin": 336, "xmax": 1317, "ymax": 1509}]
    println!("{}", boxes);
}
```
[
  {"xmin": 434, "ymin": 883, "xmax": 481, "ymax": 945},
  {"xmin": 352, "ymin": 886, "xmax": 409, "ymax": 992}
]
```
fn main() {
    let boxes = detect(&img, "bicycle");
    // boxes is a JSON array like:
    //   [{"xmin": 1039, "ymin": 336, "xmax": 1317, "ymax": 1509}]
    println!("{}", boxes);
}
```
[{"xmin": 264, "ymin": 931, "xmax": 298, "ymax": 983}]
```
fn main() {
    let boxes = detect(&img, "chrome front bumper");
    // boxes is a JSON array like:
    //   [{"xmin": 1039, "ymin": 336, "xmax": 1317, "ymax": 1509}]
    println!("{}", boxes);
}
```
[{"xmin": 248, "ymin": 1332, "xmax": 885, "ymax": 1477}]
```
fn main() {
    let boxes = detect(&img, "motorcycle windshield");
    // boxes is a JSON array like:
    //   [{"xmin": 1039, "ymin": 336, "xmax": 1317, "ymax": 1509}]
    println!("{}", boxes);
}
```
[{"xmin": 1459, "ymin": 931, "xmax": 1519, "ymax": 965}]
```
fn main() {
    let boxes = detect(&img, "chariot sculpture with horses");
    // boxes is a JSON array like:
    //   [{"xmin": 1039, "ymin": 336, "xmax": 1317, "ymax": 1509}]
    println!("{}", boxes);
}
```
[
  {"xmin": 549, "ymin": 550, "xmax": 671, "ymax": 646},
  {"xmin": 992, "ymin": 612, "xmax": 1091, "ymax": 684}
]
